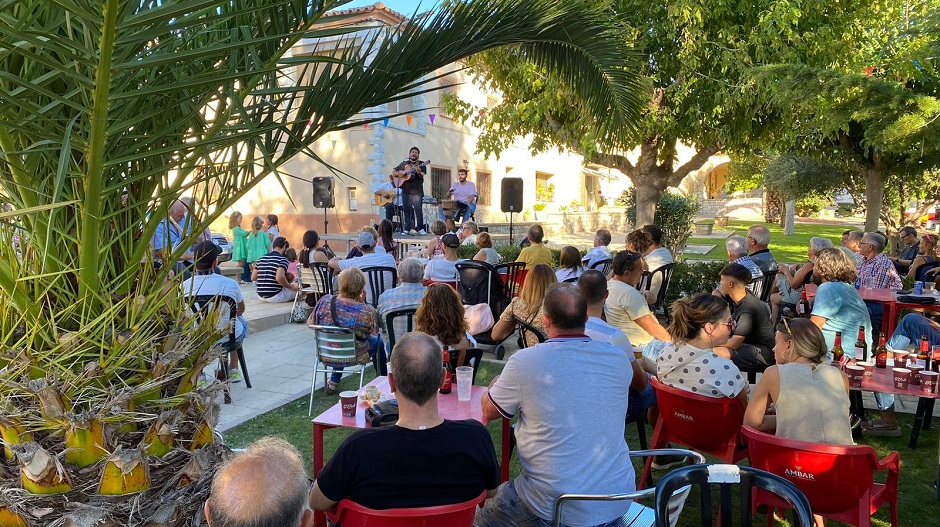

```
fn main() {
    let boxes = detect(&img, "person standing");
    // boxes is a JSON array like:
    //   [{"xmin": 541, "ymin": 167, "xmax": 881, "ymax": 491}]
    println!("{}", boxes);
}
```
[
  {"xmin": 246, "ymin": 216, "xmax": 271, "ymax": 277},
  {"xmin": 264, "ymin": 214, "xmax": 280, "ymax": 243},
  {"xmin": 392, "ymin": 146, "xmax": 427, "ymax": 235},
  {"xmin": 229, "ymin": 212, "xmax": 250, "ymax": 284},
  {"xmin": 441, "ymin": 167, "xmax": 477, "ymax": 223}
]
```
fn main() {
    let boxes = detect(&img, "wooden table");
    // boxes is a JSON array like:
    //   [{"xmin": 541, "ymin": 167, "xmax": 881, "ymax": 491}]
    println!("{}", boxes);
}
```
[
  {"xmin": 850, "ymin": 361, "xmax": 938, "ymax": 448},
  {"xmin": 310, "ymin": 376, "xmax": 511, "ymax": 527}
]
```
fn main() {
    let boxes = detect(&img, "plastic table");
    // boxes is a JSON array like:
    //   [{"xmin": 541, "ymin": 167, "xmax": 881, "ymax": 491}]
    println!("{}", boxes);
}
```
[{"xmin": 850, "ymin": 362, "xmax": 938, "ymax": 449}]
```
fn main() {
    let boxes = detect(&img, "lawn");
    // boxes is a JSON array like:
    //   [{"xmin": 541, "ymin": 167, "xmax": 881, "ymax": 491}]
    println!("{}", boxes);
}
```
[
  {"xmin": 683, "ymin": 220, "xmax": 859, "ymax": 263},
  {"xmin": 223, "ymin": 360, "xmax": 936, "ymax": 526}
]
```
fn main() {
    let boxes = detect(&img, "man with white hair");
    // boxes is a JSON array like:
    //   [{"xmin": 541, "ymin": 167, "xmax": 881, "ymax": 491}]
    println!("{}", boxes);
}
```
[
  {"xmin": 377, "ymin": 258, "xmax": 426, "ymax": 339},
  {"xmin": 582, "ymin": 228, "xmax": 613, "ymax": 270},
  {"xmin": 152, "ymin": 199, "xmax": 195, "ymax": 276},
  {"xmin": 746, "ymin": 224, "xmax": 777, "ymax": 273},
  {"xmin": 726, "ymin": 235, "xmax": 763, "ymax": 282}
]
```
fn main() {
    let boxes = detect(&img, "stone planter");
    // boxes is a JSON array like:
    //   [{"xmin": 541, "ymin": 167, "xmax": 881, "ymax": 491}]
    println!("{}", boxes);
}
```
[
  {"xmin": 714, "ymin": 215, "xmax": 729, "ymax": 228},
  {"xmin": 693, "ymin": 222, "xmax": 713, "ymax": 236}
]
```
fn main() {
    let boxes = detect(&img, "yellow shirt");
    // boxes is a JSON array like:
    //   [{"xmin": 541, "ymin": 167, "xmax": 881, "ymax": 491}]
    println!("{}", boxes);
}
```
[{"xmin": 516, "ymin": 243, "xmax": 552, "ymax": 269}]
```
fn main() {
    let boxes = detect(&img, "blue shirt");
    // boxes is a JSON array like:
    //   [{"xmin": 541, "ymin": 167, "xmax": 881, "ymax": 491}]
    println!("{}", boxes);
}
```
[{"xmin": 811, "ymin": 281, "xmax": 873, "ymax": 358}]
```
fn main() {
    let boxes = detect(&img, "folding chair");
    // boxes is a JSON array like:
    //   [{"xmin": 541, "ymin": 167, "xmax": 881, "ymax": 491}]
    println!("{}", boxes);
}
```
[
  {"xmin": 308, "ymin": 325, "xmax": 369, "ymax": 415},
  {"xmin": 326, "ymin": 491, "xmax": 485, "ymax": 527}
]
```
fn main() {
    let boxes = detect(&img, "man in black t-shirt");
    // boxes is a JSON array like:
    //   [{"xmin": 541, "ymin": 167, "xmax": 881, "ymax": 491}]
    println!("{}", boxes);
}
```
[
  {"xmin": 713, "ymin": 263, "xmax": 776, "ymax": 369},
  {"xmin": 392, "ymin": 146, "xmax": 427, "ymax": 235},
  {"xmin": 309, "ymin": 332, "xmax": 499, "ymax": 511}
]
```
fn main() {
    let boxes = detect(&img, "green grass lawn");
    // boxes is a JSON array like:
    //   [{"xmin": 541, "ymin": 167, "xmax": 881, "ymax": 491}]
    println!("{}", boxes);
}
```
[
  {"xmin": 683, "ymin": 220, "xmax": 858, "ymax": 263},
  {"xmin": 223, "ymin": 360, "xmax": 937, "ymax": 526}
]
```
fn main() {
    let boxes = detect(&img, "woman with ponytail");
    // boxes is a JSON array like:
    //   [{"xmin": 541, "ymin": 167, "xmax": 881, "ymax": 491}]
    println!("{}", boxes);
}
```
[{"xmin": 658, "ymin": 292, "xmax": 748, "ymax": 406}]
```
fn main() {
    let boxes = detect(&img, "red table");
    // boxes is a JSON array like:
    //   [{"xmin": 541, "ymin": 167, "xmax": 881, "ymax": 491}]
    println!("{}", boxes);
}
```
[
  {"xmin": 804, "ymin": 284, "xmax": 900, "ymax": 335},
  {"xmin": 851, "ymin": 362, "xmax": 938, "ymax": 448},
  {"xmin": 311, "ymin": 377, "xmax": 511, "ymax": 527}
]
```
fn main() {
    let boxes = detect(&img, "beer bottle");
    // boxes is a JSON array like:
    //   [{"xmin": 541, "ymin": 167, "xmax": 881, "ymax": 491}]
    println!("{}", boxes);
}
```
[
  {"xmin": 875, "ymin": 334, "xmax": 888, "ymax": 369},
  {"xmin": 831, "ymin": 331, "xmax": 845, "ymax": 368},
  {"xmin": 796, "ymin": 290, "xmax": 811, "ymax": 318},
  {"xmin": 854, "ymin": 326, "xmax": 867, "ymax": 363},
  {"xmin": 440, "ymin": 346, "xmax": 453, "ymax": 394},
  {"xmin": 918, "ymin": 336, "xmax": 930, "ymax": 369}
]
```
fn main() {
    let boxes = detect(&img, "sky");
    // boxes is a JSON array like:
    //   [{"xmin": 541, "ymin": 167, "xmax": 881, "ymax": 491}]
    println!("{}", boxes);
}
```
[{"xmin": 340, "ymin": 0, "xmax": 440, "ymax": 16}]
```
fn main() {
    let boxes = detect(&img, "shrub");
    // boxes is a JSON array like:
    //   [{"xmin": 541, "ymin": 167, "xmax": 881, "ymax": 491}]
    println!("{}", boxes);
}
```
[
  {"xmin": 619, "ymin": 189, "xmax": 700, "ymax": 255},
  {"xmin": 664, "ymin": 260, "xmax": 726, "ymax": 306},
  {"xmin": 795, "ymin": 194, "xmax": 831, "ymax": 217}
]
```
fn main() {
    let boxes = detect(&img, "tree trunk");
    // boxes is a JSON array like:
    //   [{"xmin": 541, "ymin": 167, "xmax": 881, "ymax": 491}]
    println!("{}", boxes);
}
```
[
  {"xmin": 784, "ymin": 199, "xmax": 796, "ymax": 236},
  {"xmin": 634, "ymin": 182, "xmax": 662, "ymax": 228},
  {"xmin": 863, "ymin": 158, "xmax": 886, "ymax": 232}
]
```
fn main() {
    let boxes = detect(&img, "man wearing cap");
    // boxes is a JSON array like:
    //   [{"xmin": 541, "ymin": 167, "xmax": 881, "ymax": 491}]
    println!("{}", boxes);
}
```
[
  {"xmin": 182, "ymin": 241, "xmax": 248, "ymax": 381},
  {"xmin": 329, "ymin": 232, "xmax": 396, "ymax": 304},
  {"xmin": 253, "ymin": 236, "xmax": 300, "ymax": 303},
  {"xmin": 423, "ymin": 233, "xmax": 462, "ymax": 283}
]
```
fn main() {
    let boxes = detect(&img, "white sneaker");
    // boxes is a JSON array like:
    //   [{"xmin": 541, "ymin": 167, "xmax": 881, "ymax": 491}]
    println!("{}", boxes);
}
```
[
  {"xmin": 408, "ymin": 229, "xmax": 417, "ymax": 236},
  {"xmin": 417, "ymin": 229, "xmax": 427, "ymax": 235}
]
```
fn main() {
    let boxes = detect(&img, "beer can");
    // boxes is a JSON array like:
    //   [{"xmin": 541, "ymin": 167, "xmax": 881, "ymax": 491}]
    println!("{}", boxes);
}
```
[{"xmin": 915, "ymin": 281, "xmax": 924, "ymax": 295}]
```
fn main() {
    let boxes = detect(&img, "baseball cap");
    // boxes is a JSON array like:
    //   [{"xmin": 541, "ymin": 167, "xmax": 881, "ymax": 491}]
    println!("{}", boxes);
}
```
[
  {"xmin": 442, "ymin": 233, "xmax": 460, "ymax": 248},
  {"xmin": 358, "ymin": 231, "xmax": 376, "ymax": 249},
  {"xmin": 193, "ymin": 241, "xmax": 221, "ymax": 267}
]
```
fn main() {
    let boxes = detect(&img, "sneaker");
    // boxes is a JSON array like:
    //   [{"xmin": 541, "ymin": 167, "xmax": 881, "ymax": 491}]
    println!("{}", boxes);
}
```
[
  {"xmin": 228, "ymin": 369, "xmax": 243, "ymax": 383},
  {"xmin": 651, "ymin": 455, "xmax": 686, "ymax": 471},
  {"xmin": 850, "ymin": 414, "xmax": 862, "ymax": 430},
  {"xmin": 408, "ymin": 229, "xmax": 418, "ymax": 236},
  {"xmin": 861, "ymin": 419, "xmax": 901, "ymax": 437},
  {"xmin": 417, "ymin": 229, "xmax": 427, "ymax": 235}
]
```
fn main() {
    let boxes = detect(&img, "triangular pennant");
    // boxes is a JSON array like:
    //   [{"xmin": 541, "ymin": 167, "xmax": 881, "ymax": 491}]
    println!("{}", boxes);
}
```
[
  {"xmin": 406, "ymin": 115, "xmax": 413, "ymax": 126},
  {"xmin": 364, "ymin": 122, "xmax": 369, "ymax": 128},
  {"xmin": 480, "ymin": 109, "xmax": 487, "ymax": 120},
  {"xmin": 429, "ymin": 114, "xmax": 436, "ymax": 124},
  {"xmin": 383, "ymin": 118, "xmax": 390, "ymax": 126}
]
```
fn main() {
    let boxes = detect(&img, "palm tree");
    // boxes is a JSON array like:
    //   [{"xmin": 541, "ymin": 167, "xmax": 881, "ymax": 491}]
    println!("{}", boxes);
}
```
[{"xmin": 0, "ymin": 0, "xmax": 647, "ymax": 523}]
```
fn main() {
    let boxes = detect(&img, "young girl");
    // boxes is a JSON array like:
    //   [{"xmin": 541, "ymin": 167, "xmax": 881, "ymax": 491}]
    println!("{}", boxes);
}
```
[
  {"xmin": 375, "ymin": 219, "xmax": 399, "ymax": 262},
  {"xmin": 265, "ymin": 214, "xmax": 280, "ymax": 242},
  {"xmin": 246, "ymin": 216, "xmax": 271, "ymax": 277},
  {"xmin": 285, "ymin": 247, "xmax": 300, "ymax": 284},
  {"xmin": 229, "ymin": 212, "xmax": 250, "ymax": 284},
  {"xmin": 554, "ymin": 245, "xmax": 583, "ymax": 282}
]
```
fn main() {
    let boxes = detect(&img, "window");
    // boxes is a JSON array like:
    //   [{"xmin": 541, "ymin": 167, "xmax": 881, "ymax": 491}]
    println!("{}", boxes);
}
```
[
  {"xmin": 347, "ymin": 187, "xmax": 357, "ymax": 211},
  {"xmin": 477, "ymin": 171, "xmax": 491, "ymax": 206},
  {"xmin": 431, "ymin": 167, "xmax": 451, "ymax": 200},
  {"xmin": 387, "ymin": 95, "xmax": 414, "ymax": 117},
  {"xmin": 439, "ymin": 76, "xmax": 457, "ymax": 117}
]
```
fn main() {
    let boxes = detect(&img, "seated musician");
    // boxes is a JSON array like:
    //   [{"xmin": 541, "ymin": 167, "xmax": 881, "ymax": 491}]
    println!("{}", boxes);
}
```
[
  {"xmin": 371, "ymin": 176, "xmax": 402, "ymax": 226},
  {"xmin": 438, "ymin": 168, "xmax": 477, "ymax": 223}
]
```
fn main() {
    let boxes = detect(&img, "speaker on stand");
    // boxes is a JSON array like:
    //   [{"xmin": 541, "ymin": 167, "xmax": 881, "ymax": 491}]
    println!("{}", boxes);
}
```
[
  {"xmin": 501, "ymin": 177, "xmax": 524, "ymax": 244},
  {"xmin": 312, "ymin": 176, "xmax": 335, "ymax": 250}
]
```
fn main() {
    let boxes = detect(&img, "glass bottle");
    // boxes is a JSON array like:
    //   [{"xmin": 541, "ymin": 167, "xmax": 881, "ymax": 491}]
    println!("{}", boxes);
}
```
[
  {"xmin": 831, "ymin": 331, "xmax": 845, "ymax": 368},
  {"xmin": 854, "ymin": 326, "xmax": 867, "ymax": 363},
  {"xmin": 440, "ymin": 346, "xmax": 453, "ymax": 394},
  {"xmin": 875, "ymin": 335, "xmax": 888, "ymax": 369},
  {"xmin": 797, "ymin": 290, "xmax": 811, "ymax": 318},
  {"xmin": 918, "ymin": 336, "xmax": 930, "ymax": 369}
]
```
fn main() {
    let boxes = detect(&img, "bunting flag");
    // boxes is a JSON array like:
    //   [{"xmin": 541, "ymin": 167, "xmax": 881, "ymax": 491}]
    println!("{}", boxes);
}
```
[
  {"xmin": 429, "ymin": 114, "xmax": 436, "ymax": 124},
  {"xmin": 383, "ymin": 118, "xmax": 390, "ymax": 126},
  {"xmin": 480, "ymin": 109, "xmax": 487, "ymax": 120},
  {"xmin": 406, "ymin": 115, "xmax": 413, "ymax": 126},
  {"xmin": 364, "ymin": 122, "xmax": 369, "ymax": 128}
]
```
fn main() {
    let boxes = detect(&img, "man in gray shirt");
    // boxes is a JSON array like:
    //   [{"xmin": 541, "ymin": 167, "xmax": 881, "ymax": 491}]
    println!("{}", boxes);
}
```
[{"xmin": 477, "ymin": 283, "xmax": 636, "ymax": 527}]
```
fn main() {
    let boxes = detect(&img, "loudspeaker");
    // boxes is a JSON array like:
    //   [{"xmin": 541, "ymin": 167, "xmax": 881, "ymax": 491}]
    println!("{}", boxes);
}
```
[
  {"xmin": 501, "ymin": 177, "xmax": 523, "ymax": 213},
  {"xmin": 312, "ymin": 177, "xmax": 335, "ymax": 209}
]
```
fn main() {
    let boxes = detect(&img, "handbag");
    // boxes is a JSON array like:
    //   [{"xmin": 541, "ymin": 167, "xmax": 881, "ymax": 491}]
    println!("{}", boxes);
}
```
[
  {"xmin": 291, "ymin": 302, "xmax": 312, "ymax": 323},
  {"xmin": 364, "ymin": 399, "xmax": 399, "ymax": 427}
]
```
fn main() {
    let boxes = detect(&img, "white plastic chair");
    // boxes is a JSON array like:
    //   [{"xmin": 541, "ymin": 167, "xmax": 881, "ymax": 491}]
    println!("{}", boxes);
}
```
[{"xmin": 308, "ymin": 325, "xmax": 367, "ymax": 415}]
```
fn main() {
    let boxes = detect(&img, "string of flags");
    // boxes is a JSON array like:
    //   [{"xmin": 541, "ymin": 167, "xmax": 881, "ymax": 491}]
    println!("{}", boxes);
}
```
[{"xmin": 361, "ymin": 111, "xmax": 475, "ymax": 128}]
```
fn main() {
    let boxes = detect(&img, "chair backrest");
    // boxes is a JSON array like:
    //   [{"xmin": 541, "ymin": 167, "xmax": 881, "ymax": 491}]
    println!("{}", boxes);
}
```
[
  {"xmin": 749, "ymin": 270, "xmax": 778, "ymax": 303},
  {"xmin": 384, "ymin": 308, "xmax": 417, "ymax": 352},
  {"xmin": 650, "ymin": 377, "xmax": 747, "ymax": 461},
  {"xmin": 450, "ymin": 348, "xmax": 484, "ymax": 385},
  {"xmin": 917, "ymin": 261, "xmax": 939, "ymax": 282},
  {"xmin": 589, "ymin": 258, "xmax": 613, "ymax": 275},
  {"xmin": 189, "ymin": 294, "xmax": 237, "ymax": 350},
  {"xmin": 741, "ymin": 426, "xmax": 889, "ymax": 517},
  {"xmin": 326, "ymin": 491, "xmax": 486, "ymax": 527},
  {"xmin": 425, "ymin": 279, "xmax": 458, "ymax": 290},
  {"xmin": 309, "ymin": 325, "xmax": 358, "ymax": 365},
  {"xmin": 654, "ymin": 464, "xmax": 814, "ymax": 527},
  {"xmin": 301, "ymin": 263, "xmax": 334, "ymax": 296},
  {"xmin": 361, "ymin": 266, "xmax": 398, "ymax": 308},
  {"xmin": 494, "ymin": 261, "xmax": 526, "ymax": 298},
  {"xmin": 514, "ymin": 316, "xmax": 547, "ymax": 346},
  {"xmin": 642, "ymin": 263, "xmax": 676, "ymax": 308},
  {"xmin": 456, "ymin": 261, "xmax": 509, "ymax": 321}
]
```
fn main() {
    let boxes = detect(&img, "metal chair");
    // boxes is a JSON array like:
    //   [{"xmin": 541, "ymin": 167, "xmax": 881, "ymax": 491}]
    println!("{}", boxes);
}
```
[
  {"xmin": 653, "ymin": 464, "xmax": 814, "ymax": 527},
  {"xmin": 361, "ymin": 265, "xmax": 398, "ymax": 308},
  {"xmin": 189, "ymin": 294, "xmax": 252, "ymax": 404},
  {"xmin": 292, "ymin": 263, "xmax": 334, "ymax": 313},
  {"xmin": 326, "ymin": 491, "xmax": 486, "ymax": 527},
  {"xmin": 384, "ymin": 307, "xmax": 417, "ymax": 352},
  {"xmin": 641, "ymin": 263, "xmax": 675, "ymax": 322},
  {"xmin": 308, "ymin": 325, "xmax": 368, "ymax": 416},
  {"xmin": 590, "ymin": 258, "xmax": 613, "ymax": 275},
  {"xmin": 748, "ymin": 270, "xmax": 778, "ymax": 303}
]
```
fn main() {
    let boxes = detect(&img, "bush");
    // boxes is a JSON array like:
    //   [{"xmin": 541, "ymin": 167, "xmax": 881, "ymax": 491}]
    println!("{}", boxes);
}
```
[
  {"xmin": 619, "ymin": 188, "xmax": 700, "ymax": 255},
  {"xmin": 795, "ymin": 194, "xmax": 831, "ymax": 217},
  {"xmin": 664, "ymin": 260, "xmax": 726, "ymax": 306}
]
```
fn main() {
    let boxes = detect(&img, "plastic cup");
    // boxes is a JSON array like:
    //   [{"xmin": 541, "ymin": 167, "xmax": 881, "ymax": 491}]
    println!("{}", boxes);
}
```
[
  {"xmin": 908, "ymin": 364, "xmax": 924, "ymax": 385},
  {"xmin": 365, "ymin": 385, "xmax": 379, "ymax": 402},
  {"xmin": 893, "ymin": 351, "xmax": 910, "ymax": 368},
  {"xmin": 456, "ymin": 366, "xmax": 473, "ymax": 402},
  {"xmin": 856, "ymin": 361, "xmax": 874, "ymax": 379},
  {"xmin": 925, "ymin": 281, "xmax": 936, "ymax": 293},
  {"xmin": 892, "ymin": 368, "xmax": 911, "ymax": 390},
  {"xmin": 920, "ymin": 370, "xmax": 939, "ymax": 394},
  {"xmin": 845, "ymin": 365, "xmax": 865, "ymax": 388},
  {"xmin": 339, "ymin": 391, "xmax": 359, "ymax": 417}
]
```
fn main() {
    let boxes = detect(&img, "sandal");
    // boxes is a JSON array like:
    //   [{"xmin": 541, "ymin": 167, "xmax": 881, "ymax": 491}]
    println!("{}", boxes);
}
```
[
  {"xmin": 861, "ymin": 419, "xmax": 901, "ymax": 437},
  {"xmin": 326, "ymin": 381, "xmax": 339, "ymax": 395}
]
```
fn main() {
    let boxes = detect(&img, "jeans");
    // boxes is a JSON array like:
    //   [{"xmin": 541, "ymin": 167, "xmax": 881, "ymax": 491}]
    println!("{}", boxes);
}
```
[
  {"xmin": 474, "ymin": 480, "xmax": 623, "ymax": 527},
  {"xmin": 402, "ymin": 192, "xmax": 424, "ymax": 232},
  {"xmin": 241, "ymin": 260, "xmax": 252, "ymax": 282},
  {"xmin": 887, "ymin": 313, "xmax": 940, "ymax": 350},
  {"xmin": 628, "ymin": 377, "xmax": 657, "ymax": 420},
  {"xmin": 864, "ymin": 300, "xmax": 883, "ymax": 338},
  {"xmin": 438, "ymin": 201, "xmax": 476, "ymax": 223},
  {"xmin": 329, "ymin": 335, "xmax": 384, "ymax": 383}
]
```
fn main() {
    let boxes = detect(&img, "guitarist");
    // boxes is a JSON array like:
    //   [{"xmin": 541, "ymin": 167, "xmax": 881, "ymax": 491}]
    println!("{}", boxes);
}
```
[{"xmin": 392, "ymin": 146, "xmax": 427, "ymax": 235}]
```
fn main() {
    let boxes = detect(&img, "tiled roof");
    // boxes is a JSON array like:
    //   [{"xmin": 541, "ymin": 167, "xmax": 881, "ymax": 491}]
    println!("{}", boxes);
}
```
[{"xmin": 324, "ymin": 2, "xmax": 408, "ymax": 23}]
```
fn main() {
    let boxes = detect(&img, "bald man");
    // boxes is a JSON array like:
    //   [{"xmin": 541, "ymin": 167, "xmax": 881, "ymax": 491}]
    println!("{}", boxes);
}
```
[
  {"xmin": 205, "ymin": 437, "xmax": 313, "ymax": 527},
  {"xmin": 152, "ymin": 199, "xmax": 195, "ymax": 276}
]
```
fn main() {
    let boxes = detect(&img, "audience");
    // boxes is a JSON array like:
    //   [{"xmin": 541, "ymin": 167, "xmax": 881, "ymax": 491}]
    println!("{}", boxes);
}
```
[
  {"xmin": 641, "ymin": 224, "xmax": 673, "ymax": 270},
  {"xmin": 516, "ymin": 224, "xmax": 552, "ymax": 268},
  {"xmin": 416, "ymin": 283, "xmax": 477, "ymax": 366},
  {"xmin": 605, "ymin": 250, "xmax": 671, "ymax": 352},
  {"xmin": 713, "ymin": 263, "xmax": 776, "ymax": 371},
  {"xmin": 478, "ymin": 284, "xmax": 637, "ymax": 527},
  {"xmin": 152, "ymin": 200, "xmax": 195, "ymax": 277},
  {"xmin": 459, "ymin": 221, "xmax": 479, "ymax": 246},
  {"xmin": 809, "ymin": 247, "xmax": 872, "ymax": 354},
  {"xmin": 725, "ymin": 235, "xmax": 763, "ymax": 283},
  {"xmin": 473, "ymin": 232, "xmax": 501, "ymax": 265},
  {"xmin": 856, "ymin": 231, "xmax": 902, "ymax": 333},
  {"xmin": 206, "ymin": 437, "xmax": 313, "ymax": 527},
  {"xmin": 906, "ymin": 233, "xmax": 937, "ymax": 280},
  {"xmin": 745, "ymin": 224, "xmax": 778, "ymax": 273},
  {"xmin": 626, "ymin": 229, "xmax": 652, "ymax": 267},
  {"xmin": 347, "ymin": 226, "xmax": 386, "ymax": 259},
  {"xmin": 491, "ymin": 264, "xmax": 556, "ymax": 348},
  {"xmin": 300, "ymin": 230, "xmax": 333, "ymax": 267},
  {"xmin": 582, "ymin": 228, "xmax": 612, "ymax": 269},
  {"xmin": 375, "ymin": 219, "xmax": 399, "ymax": 261},
  {"xmin": 555, "ymin": 245, "xmax": 584, "ymax": 282},
  {"xmin": 840, "ymin": 229, "xmax": 863, "ymax": 264},
  {"xmin": 771, "ymin": 237, "xmax": 830, "ymax": 321},
  {"xmin": 308, "ymin": 268, "xmax": 383, "ymax": 393},
  {"xmin": 253, "ymin": 237, "xmax": 301, "ymax": 303},
  {"xmin": 423, "ymin": 233, "xmax": 461, "ymax": 283},
  {"xmin": 425, "ymin": 220, "xmax": 448, "ymax": 259},
  {"xmin": 744, "ymin": 318, "xmax": 852, "ymax": 445},
  {"xmin": 658, "ymin": 292, "xmax": 748, "ymax": 407},
  {"xmin": 311, "ymin": 333, "xmax": 500, "ymax": 511},
  {"xmin": 328, "ymin": 232, "xmax": 396, "ymax": 305},
  {"xmin": 890, "ymin": 225, "xmax": 920, "ymax": 274},
  {"xmin": 377, "ymin": 258, "xmax": 426, "ymax": 339}
]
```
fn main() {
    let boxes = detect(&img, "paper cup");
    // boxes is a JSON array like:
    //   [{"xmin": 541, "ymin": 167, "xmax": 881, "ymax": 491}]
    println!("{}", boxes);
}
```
[
  {"xmin": 845, "ymin": 365, "xmax": 865, "ymax": 388},
  {"xmin": 908, "ymin": 364, "xmax": 924, "ymax": 385},
  {"xmin": 339, "ymin": 391, "xmax": 359, "ymax": 417},
  {"xmin": 921, "ymin": 371, "xmax": 939, "ymax": 394},
  {"xmin": 892, "ymin": 368, "xmax": 911, "ymax": 390},
  {"xmin": 856, "ymin": 361, "xmax": 874, "ymax": 379},
  {"xmin": 893, "ymin": 351, "xmax": 910, "ymax": 368}
]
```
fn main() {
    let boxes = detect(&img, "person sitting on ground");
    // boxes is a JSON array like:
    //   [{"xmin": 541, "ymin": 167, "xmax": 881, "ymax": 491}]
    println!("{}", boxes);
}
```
[
  {"xmin": 744, "ymin": 317, "xmax": 853, "ymax": 445},
  {"xmin": 347, "ymin": 226, "xmax": 387, "ymax": 259},
  {"xmin": 658, "ymin": 292, "xmax": 748, "ymax": 406},
  {"xmin": 746, "ymin": 224, "xmax": 778, "ymax": 273},
  {"xmin": 890, "ymin": 226, "xmax": 921, "ymax": 275},
  {"xmin": 182, "ymin": 241, "xmax": 247, "ymax": 382},
  {"xmin": 712, "ymin": 263, "xmax": 777, "ymax": 371},
  {"xmin": 253, "ymin": 237, "xmax": 301, "ymax": 303},
  {"xmin": 377, "ymin": 258, "xmax": 426, "ymax": 339},
  {"xmin": 605, "ymin": 250, "xmax": 671, "ymax": 354},
  {"xmin": 726, "ymin": 235, "xmax": 763, "ymax": 283},
  {"xmin": 839, "ymin": 229, "xmax": 863, "ymax": 264},
  {"xmin": 515, "ymin": 224, "xmax": 552, "ymax": 268},
  {"xmin": 582, "ymin": 228, "xmax": 612, "ymax": 270},
  {"xmin": 308, "ymin": 268, "xmax": 384, "ymax": 393},
  {"xmin": 771, "ymin": 237, "xmax": 829, "ymax": 322},
  {"xmin": 491, "ymin": 264, "xmax": 556, "ymax": 348},
  {"xmin": 554, "ymin": 245, "xmax": 584, "ymax": 282},
  {"xmin": 205, "ymin": 437, "xmax": 313, "ymax": 527},
  {"xmin": 310, "ymin": 332, "xmax": 500, "ymax": 511},
  {"xmin": 907, "ymin": 233, "xmax": 937, "ymax": 280},
  {"xmin": 416, "ymin": 283, "xmax": 478, "ymax": 367},
  {"xmin": 375, "ymin": 219, "xmax": 399, "ymax": 262},
  {"xmin": 423, "ymin": 233, "xmax": 462, "ymax": 283},
  {"xmin": 477, "ymin": 283, "xmax": 637, "ymax": 527},
  {"xmin": 642, "ymin": 224, "xmax": 674, "ymax": 302},
  {"xmin": 473, "ymin": 232, "xmax": 501, "ymax": 265},
  {"xmin": 459, "ymin": 221, "xmax": 479, "ymax": 246},
  {"xmin": 285, "ymin": 247, "xmax": 299, "ymax": 285},
  {"xmin": 425, "ymin": 220, "xmax": 448, "ymax": 259}
]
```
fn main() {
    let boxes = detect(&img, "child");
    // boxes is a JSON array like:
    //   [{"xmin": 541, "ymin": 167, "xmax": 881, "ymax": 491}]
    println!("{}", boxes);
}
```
[
  {"xmin": 229, "ymin": 212, "xmax": 250, "ymax": 284},
  {"xmin": 285, "ymin": 247, "xmax": 300, "ymax": 284},
  {"xmin": 246, "ymin": 216, "xmax": 271, "ymax": 277},
  {"xmin": 516, "ymin": 224, "xmax": 552, "ymax": 268}
]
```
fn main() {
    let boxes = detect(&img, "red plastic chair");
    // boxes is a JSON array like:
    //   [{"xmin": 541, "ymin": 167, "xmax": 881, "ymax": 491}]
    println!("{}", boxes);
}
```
[
  {"xmin": 425, "ymin": 279, "xmax": 458, "ymax": 290},
  {"xmin": 640, "ymin": 377, "xmax": 748, "ymax": 488},
  {"xmin": 742, "ymin": 426, "xmax": 900, "ymax": 527},
  {"xmin": 325, "ymin": 492, "xmax": 486, "ymax": 527}
]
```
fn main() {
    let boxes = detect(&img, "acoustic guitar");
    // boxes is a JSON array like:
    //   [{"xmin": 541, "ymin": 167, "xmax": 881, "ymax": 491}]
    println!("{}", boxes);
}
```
[
  {"xmin": 391, "ymin": 159, "xmax": 429, "ymax": 188},
  {"xmin": 374, "ymin": 190, "xmax": 397, "ymax": 207}
]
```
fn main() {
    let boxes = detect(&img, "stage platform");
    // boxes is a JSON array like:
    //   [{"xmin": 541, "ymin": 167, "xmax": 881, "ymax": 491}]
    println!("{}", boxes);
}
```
[{"xmin": 320, "ymin": 231, "xmax": 510, "ymax": 256}]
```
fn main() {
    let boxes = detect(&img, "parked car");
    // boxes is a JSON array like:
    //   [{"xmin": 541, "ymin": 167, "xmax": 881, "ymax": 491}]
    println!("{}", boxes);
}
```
[{"xmin": 211, "ymin": 232, "xmax": 232, "ymax": 263}]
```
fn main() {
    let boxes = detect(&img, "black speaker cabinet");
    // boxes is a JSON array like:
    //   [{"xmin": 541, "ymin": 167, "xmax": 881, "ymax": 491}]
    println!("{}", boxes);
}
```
[
  {"xmin": 312, "ymin": 176, "xmax": 335, "ymax": 209},
  {"xmin": 501, "ymin": 177, "xmax": 523, "ymax": 213}
]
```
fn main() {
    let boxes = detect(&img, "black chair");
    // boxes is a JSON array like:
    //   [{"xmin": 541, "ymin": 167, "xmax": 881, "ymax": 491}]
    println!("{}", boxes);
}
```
[
  {"xmin": 514, "ymin": 315, "xmax": 547, "ymax": 349},
  {"xmin": 456, "ymin": 261, "xmax": 512, "ymax": 359},
  {"xmin": 653, "ymin": 464, "xmax": 814, "ymax": 527},
  {"xmin": 189, "ymin": 294, "xmax": 252, "ymax": 404},
  {"xmin": 641, "ymin": 263, "xmax": 676, "ymax": 322},
  {"xmin": 563, "ymin": 276, "xmax": 579, "ymax": 283},
  {"xmin": 360, "ymin": 266, "xmax": 397, "ymax": 308},
  {"xmin": 384, "ymin": 307, "xmax": 417, "ymax": 352},
  {"xmin": 590, "ymin": 258, "xmax": 613, "ymax": 275},
  {"xmin": 916, "ymin": 261, "xmax": 938, "ymax": 282},
  {"xmin": 449, "ymin": 348, "xmax": 484, "ymax": 385},
  {"xmin": 749, "ymin": 270, "xmax": 778, "ymax": 303},
  {"xmin": 495, "ymin": 261, "xmax": 526, "ymax": 298}
]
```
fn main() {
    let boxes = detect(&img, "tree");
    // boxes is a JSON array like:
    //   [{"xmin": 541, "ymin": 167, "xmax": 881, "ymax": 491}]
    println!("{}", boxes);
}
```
[
  {"xmin": 445, "ymin": 0, "xmax": 870, "ymax": 226},
  {"xmin": 0, "ymin": 0, "xmax": 648, "ymax": 523}
]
